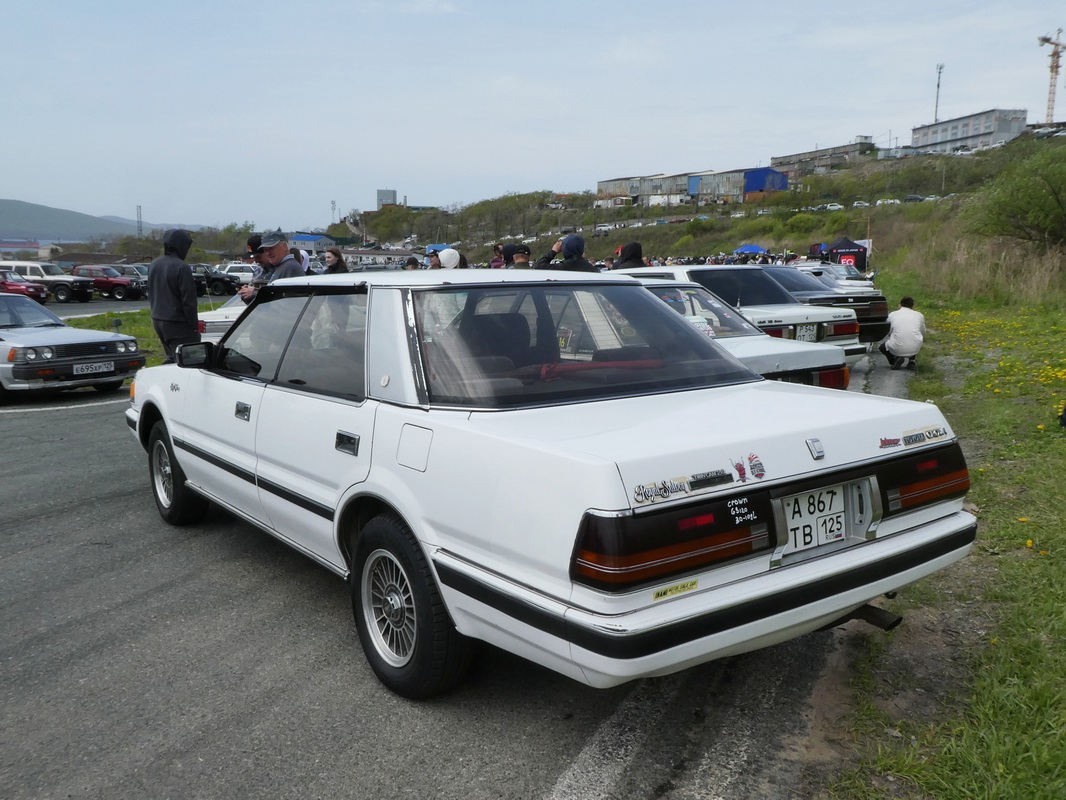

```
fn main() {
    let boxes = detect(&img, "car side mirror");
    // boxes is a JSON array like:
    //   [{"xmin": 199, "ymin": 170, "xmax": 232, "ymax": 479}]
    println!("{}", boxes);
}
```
[
  {"xmin": 175, "ymin": 341, "xmax": 215, "ymax": 368},
  {"xmin": 110, "ymin": 318, "xmax": 122, "ymax": 331}
]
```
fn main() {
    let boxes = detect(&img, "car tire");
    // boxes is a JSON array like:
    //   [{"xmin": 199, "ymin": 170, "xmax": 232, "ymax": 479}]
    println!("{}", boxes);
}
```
[
  {"xmin": 54, "ymin": 285, "xmax": 72, "ymax": 303},
  {"xmin": 112, "ymin": 286, "xmax": 127, "ymax": 301},
  {"xmin": 148, "ymin": 420, "xmax": 209, "ymax": 526},
  {"xmin": 210, "ymin": 280, "xmax": 226, "ymax": 296},
  {"xmin": 352, "ymin": 514, "xmax": 474, "ymax": 699},
  {"xmin": 93, "ymin": 380, "xmax": 125, "ymax": 393}
]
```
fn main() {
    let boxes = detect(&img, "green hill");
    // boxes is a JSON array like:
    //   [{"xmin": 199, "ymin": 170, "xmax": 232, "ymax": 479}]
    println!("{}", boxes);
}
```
[{"xmin": 0, "ymin": 199, "xmax": 141, "ymax": 240}]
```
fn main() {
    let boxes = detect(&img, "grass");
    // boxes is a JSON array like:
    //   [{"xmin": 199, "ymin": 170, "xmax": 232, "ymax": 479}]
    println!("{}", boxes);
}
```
[
  {"xmin": 828, "ymin": 298, "xmax": 1066, "ymax": 799},
  {"xmin": 64, "ymin": 297, "xmax": 232, "ymax": 368}
]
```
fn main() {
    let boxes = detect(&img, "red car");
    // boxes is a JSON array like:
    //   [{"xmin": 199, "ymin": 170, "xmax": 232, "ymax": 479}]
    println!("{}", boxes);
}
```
[{"xmin": 0, "ymin": 269, "xmax": 49, "ymax": 304}]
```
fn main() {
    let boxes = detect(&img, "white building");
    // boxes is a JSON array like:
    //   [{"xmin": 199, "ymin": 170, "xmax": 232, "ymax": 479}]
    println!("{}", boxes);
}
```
[{"xmin": 911, "ymin": 109, "xmax": 1027, "ymax": 153}]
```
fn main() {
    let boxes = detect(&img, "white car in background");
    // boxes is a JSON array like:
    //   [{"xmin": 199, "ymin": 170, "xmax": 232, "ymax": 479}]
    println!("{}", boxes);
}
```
[
  {"xmin": 197, "ymin": 294, "xmax": 247, "ymax": 343},
  {"xmin": 221, "ymin": 263, "xmax": 256, "ymax": 285},
  {"xmin": 638, "ymin": 279, "xmax": 850, "ymax": 389},
  {"xmin": 615, "ymin": 265, "xmax": 865, "ymax": 358}
]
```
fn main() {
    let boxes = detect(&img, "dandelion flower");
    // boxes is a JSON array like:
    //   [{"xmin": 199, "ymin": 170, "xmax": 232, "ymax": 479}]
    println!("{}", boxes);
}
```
[
  {"xmin": 1018, "ymin": 517, "xmax": 1028, "ymax": 523},
  {"xmin": 1027, "ymin": 539, "xmax": 1034, "ymax": 548}
]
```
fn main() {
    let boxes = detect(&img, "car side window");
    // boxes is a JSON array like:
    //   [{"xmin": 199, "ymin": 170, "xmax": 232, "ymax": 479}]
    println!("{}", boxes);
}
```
[
  {"xmin": 218, "ymin": 293, "xmax": 309, "ymax": 380},
  {"xmin": 275, "ymin": 292, "xmax": 368, "ymax": 399}
]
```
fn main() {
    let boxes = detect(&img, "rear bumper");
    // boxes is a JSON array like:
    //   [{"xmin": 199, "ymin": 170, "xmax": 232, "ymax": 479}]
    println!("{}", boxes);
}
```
[{"xmin": 435, "ymin": 512, "xmax": 976, "ymax": 688}]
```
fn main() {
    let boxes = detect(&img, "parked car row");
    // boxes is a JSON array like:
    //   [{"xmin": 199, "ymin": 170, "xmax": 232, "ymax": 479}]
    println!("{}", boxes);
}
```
[
  {"xmin": 0, "ymin": 260, "xmax": 245, "ymax": 304},
  {"xmin": 130, "ymin": 269, "xmax": 976, "ymax": 699}
]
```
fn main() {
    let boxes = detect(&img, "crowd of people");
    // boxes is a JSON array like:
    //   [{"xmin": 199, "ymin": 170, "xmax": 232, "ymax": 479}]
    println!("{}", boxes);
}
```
[{"xmin": 144, "ymin": 227, "xmax": 935, "ymax": 389}]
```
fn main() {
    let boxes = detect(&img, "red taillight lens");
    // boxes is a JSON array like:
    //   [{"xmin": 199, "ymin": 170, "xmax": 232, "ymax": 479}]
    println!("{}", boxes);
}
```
[
  {"xmin": 197, "ymin": 320, "xmax": 206, "ymax": 334},
  {"xmin": 828, "ymin": 320, "xmax": 860, "ymax": 337},
  {"xmin": 764, "ymin": 326, "xmax": 786, "ymax": 338},
  {"xmin": 812, "ymin": 366, "xmax": 850, "ymax": 390},
  {"xmin": 880, "ymin": 443, "xmax": 970, "ymax": 515},
  {"xmin": 572, "ymin": 493, "xmax": 775, "ymax": 591}
]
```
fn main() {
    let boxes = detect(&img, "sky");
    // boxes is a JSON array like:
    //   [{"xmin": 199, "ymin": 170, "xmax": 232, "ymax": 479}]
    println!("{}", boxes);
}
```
[{"xmin": 1, "ymin": 0, "xmax": 1060, "ymax": 231}]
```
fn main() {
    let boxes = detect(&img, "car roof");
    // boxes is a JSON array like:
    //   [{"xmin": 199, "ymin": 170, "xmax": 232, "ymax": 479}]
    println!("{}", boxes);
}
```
[{"xmin": 272, "ymin": 268, "xmax": 639, "ymax": 289}]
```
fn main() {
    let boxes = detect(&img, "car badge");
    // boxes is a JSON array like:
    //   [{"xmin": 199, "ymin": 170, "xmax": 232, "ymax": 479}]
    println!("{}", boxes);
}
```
[{"xmin": 806, "ymin": 438, "xmax": 825, "ymax": 460}]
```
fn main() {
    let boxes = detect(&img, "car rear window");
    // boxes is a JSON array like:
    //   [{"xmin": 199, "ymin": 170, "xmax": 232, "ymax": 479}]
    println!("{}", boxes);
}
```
[{"xmin": 414, "ymin": 283, "xmax": 757, "ymax": 408}]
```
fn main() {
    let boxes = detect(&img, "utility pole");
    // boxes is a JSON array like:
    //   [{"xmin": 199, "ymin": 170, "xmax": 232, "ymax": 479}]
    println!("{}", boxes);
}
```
[
  {"xmin": 331, "ymin": 200, "xmax": 337, "ymax": 225},
  {"xmin": 1038, "ymin": 29, "xmax": 1064, "ymax": 124},
  {"xmin": 136, "ymin": 205, "xmax": 142, "ymax": 238},
  {"xmin": 934, "ymin": 63, "xmax": 944, "ymax": 123}
]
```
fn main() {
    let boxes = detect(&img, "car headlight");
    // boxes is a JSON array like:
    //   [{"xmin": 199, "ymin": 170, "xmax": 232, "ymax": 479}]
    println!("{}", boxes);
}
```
[
  {"xmin": 127, "ymin": 340, "xmax": 138, "ymax": 353},
  {"xmin": 40, "ymin": 347, "xmax": 54, "ymax": 359},
  {"xmin": 115, "ymin": 341, "xmax": 127, "ymax": 353}
]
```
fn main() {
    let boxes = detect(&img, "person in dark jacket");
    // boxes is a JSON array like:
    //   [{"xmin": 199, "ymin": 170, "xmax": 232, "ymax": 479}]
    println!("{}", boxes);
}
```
[
  {"xmin": 535, "ymin": 234, "xmax": 598, "ymax": 272},
  {"xmin": 323, "ymin": 247, "xmax": 348, "ymax": 274},
  {"xmin": 147, "ymin": 229, "xmax": 200, "ymax": 362},
  {"xmin": 616, "ymin": 241, "xmax": 645, "ymax": 270}
]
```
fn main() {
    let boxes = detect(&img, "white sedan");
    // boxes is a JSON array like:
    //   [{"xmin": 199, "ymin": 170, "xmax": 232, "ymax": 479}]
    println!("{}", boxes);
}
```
[
  {"xmin": 638, "ymin": 279, "xmax": 849, "ymax": 389},
  {"xmin": 615, "ymin": 265, "xmax": 866, "ymax": 358},
  {"xmin": 127, "ymin": 270, "xmax": 976, "ymax": 699}
]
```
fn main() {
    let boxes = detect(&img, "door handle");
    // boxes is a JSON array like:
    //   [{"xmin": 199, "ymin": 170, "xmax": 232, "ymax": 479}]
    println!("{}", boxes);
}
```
[
  {"xmin": 235, "ymin": 401, "xmax": 251, "ymax": 421},
  {"xmin": 335, "ymin": 431, "xmax": 360, "ymax": 456}
]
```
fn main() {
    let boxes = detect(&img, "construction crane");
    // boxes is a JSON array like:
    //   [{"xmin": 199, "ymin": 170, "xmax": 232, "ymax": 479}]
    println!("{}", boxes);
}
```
[{"xmin": 1038, "ymin": 28, "xmax": 1064, "ymax": 124}]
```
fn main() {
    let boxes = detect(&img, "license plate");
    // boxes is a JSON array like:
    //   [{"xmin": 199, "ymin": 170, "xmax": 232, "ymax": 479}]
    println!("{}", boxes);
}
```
[
  {"xmin": 74, "ymin": 362, "xmax": 114, "ymax": 375},
  {"xmin": 794, "ymin": 323, "xmax": 817, "ymax": 342},
  {"xmin": 782, "ymin": 484, "xmax": 846, "ymax": 553}
]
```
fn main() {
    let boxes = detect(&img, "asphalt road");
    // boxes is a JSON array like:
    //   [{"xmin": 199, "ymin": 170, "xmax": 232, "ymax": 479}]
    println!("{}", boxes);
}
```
[{"xmin": 0, "ymin": 350, "xmax": 908, "ymax": 800}]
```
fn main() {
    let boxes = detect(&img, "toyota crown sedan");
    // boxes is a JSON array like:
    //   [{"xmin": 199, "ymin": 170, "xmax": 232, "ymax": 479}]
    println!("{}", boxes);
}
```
[{"xmin": 126, "ymin": 270, "xmax": 976, "ymax": 699}]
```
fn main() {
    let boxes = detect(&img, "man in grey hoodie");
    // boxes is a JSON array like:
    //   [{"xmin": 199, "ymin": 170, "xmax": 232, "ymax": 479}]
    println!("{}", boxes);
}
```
[{"xmin": 147, "ymin": 229, "xmax": 200, "ymax": 362}]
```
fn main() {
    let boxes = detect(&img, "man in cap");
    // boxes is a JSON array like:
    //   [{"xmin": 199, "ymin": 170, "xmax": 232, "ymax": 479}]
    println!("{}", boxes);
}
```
[
  {"xmin": 147, "ymin": 229, "xmax": 199, "ymax": 362},
  {"xmin": 512, "ymin": 243, "xmax": 532, "ymax": 268},
  {"xmin": 239, "ymin": 229, "xmax": 304, "ymax": 302},
  {"xmin": 535, "ymin": 233, "xmax": 598, "ymax": 272},
  {"xmin": 238, "ymin": 232, "xmax": 270, "ymax": 302},
  {"xmin": 259, "ymin": 229, "xmax": 305, "ymax": 281}
]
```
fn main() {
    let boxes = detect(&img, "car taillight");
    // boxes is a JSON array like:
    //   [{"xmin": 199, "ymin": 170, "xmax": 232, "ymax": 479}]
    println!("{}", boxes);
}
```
[
  {"xmin": 763, "ymin": 326, "xmax": 787, "ymax": 338},
  {"xmin": 198, "ymin": 320, "xmax": 206, "ymax": 334},
  {"xmin": 878, "ymin": 442, "xmax": 970, "ymax": 516},
  {"xmin": 572, "ymin": 492, "xmax": 775, "ymax": 591},
  {"xmin": 827, "ymin": 320, "xmax": 860, "ymax": 337},
  {"xmin": 811, "ymin": 366, "xmax": 850, "ymax": 389}
]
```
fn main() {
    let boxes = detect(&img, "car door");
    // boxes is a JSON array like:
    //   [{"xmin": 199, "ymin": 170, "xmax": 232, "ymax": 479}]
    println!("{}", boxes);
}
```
[
  {"xmin": 253, "ymin": 290, "xmax": 372, "ymax": 568},
  {"xmin": 175, "ymin": 292, "xmax": 309, "ymax": 524}
]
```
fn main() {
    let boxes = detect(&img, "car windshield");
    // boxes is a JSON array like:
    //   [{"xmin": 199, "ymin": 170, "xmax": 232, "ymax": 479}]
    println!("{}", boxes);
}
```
[
  {"xmin": 100, "ymin": 267, "xmax": 121, "ymax": 277},
  {"xmin": 0, "ymin": 295, "xmax": 66, "ymax": 328},
  {"xmin": 642, "ymin": 284, "xmax": 762, "ymax": 338},
  {"xmin": 687, "ymin": 269, "xmax": 797, "ymax": 306},
  {"xmin": 414, "ymin": 282, "xmax": 757, "ymax": 408},
  {"xmin": 40, "ymin": 264, "xmax": 65, "ymax": 276},
  {"xmin": 1, "ymin": 270, "xmax": 28, "ymax": 283}
]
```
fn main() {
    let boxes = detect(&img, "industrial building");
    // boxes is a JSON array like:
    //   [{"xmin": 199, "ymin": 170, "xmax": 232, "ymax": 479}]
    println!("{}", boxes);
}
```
[
  {"xmin": 910, "ymin": 109, "xmax": 1028, "ymax": 153},
  {"xmin": 596, "ymin": 167, "xmax": 787, "ymax": 207},
  {"xmin": 770, "ymin": 137, "xmax": 876, "ymax": 180}
]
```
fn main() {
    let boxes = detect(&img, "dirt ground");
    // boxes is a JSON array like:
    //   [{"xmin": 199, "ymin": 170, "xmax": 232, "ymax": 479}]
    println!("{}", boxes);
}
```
[{"xmin": 784, "ymin": 355, "xmax": 999, "ymax": 798}]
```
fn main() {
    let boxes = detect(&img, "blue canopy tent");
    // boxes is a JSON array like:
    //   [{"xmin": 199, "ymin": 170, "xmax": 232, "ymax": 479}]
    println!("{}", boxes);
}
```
[{"xmin": 732, "ymin": 244, "xmax": 767, "ymax": 255}]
